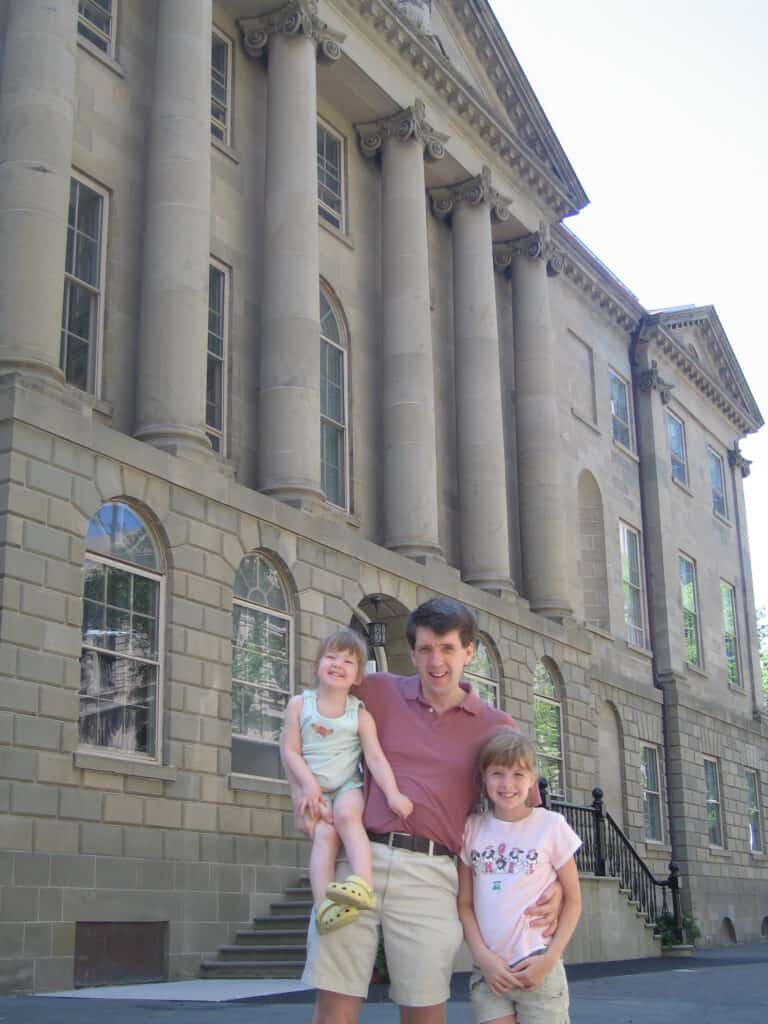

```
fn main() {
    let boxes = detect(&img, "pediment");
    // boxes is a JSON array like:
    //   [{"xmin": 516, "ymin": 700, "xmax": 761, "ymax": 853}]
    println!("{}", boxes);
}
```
[
  {"xmin": 647, "ymin": 307, "xmax": 763, "ymax": 431},
  {"xmin": 351, "ymin": 0, "xmax": 588, "ymax": 217}
]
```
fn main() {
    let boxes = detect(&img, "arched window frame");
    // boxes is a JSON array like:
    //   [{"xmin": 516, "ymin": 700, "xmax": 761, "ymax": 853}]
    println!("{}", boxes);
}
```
[
  {"xmin": 533, "ymin": 660, "xmax": 566, "ymax": 799},
  {"xmin": 320, "ymin": 284, "xmax": 349, "ymax": 511},
  {"xmin": 466, "ymin": 634, "xmax": 501, "ymax": 708},
  {"xmin": 79, "ymin": 501, "xmax": 165, "ymax": 762},
  {"xmin": 231, "ymin": 553, "xmax": 294, "ymax": 780}
]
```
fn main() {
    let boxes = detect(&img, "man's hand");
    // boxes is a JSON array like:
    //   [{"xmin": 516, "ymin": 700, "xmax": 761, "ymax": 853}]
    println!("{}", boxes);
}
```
[
  {"xmin": 524, "ymin": 879, "xmax": 563, "ymax": 937},
  {"xmin": 387, "ymin": 792, "xmax": 414, "ymax": 819},
  {"xmin": 476, "ymin": 950, "xmax": 518, "ymax": 996},
  {"xmin": 508, "ymin": 953, "xmax": 555, "ymax": 990}
]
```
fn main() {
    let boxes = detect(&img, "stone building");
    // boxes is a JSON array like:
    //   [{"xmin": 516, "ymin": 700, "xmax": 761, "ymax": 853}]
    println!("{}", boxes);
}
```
[{"xmin": 0, "ymin": 0, "xmax": 766, "ymax": 994}]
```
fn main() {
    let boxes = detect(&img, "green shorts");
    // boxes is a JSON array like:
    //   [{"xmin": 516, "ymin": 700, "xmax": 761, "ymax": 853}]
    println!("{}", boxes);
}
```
[
  {"xmin": 325, "ymin": 775, "xmax": 363, "ymax": 803},
  {"xmin": 470, "ymin": 959, "xmax": 570, "ymax": 1024}
]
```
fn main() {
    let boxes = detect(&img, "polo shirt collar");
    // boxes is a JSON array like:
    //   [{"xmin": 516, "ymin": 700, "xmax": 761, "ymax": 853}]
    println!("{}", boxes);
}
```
[{"xmin": 405, "ymin": 675, "xmax": 482, "ymax": 714}]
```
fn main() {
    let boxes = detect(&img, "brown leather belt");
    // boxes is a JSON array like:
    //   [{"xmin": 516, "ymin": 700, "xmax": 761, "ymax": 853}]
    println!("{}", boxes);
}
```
[{"xmin": 368, "ymin": 831, "xmax": 454, "ymax": 858}]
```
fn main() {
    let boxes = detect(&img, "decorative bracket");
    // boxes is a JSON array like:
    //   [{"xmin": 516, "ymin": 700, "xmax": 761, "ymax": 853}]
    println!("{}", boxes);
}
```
[
  {"xmin": 239, "ymin": 1, "xmax": 345, "ymax": 63},
  {"xmin": 728, "ymin": 443, "xmax": 751, "ymax": 478},
  {"xmin": 356, "ymin": 99, "xmax": 448, "ymax": 161},
  {"xmin": 637, "ymin": 360, "xmax": 675, "ymax": 404},
  {"xmin": 429, "ymin": 165, "xmax": 511, "ymax": 223}
]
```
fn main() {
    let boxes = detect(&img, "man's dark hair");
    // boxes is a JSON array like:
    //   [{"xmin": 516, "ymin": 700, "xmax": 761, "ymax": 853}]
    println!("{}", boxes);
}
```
[{"xmin": 405, "ymin": 597, "xmax": 478, "ymax": 649}]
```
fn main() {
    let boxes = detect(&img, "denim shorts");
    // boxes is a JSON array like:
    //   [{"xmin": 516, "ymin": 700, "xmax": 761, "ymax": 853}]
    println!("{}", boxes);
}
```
[{"xmin": 470, "ymin": 958, "xmax": 570, "ymax": 1024}]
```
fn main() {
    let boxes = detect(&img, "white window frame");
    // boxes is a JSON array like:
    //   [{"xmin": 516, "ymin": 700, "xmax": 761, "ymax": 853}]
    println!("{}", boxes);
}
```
[
  {"xmin": 745, "ymin": 768, "xmax": 763, "ymax": 853},
  {"xmin": 619, "ymin": 521, "xmax": 646, "ymax": 648},
  {"xmin": 317, "ymin": 119, "xmax": 346, "ymax": 233},
  {"xmin": 679, "ymin": 553, "xmax": 702, "ymax": 668},
  {"xmin": 666, "ymin": 410, "xmax": 688, "ymax": 487},
  {"xmin": 533, "ymin": 663, "xmax": 566, "ymax": 800},
  {"xmin": 465, "ymin": 635, "xmax": 500, "ymax": 709},
  {"xmin": 61, "ymin": 172, "xmax": 109, "ymax": 397},
  {"xmin": 211, "ymin": 27, "xmax": 233, "ymax": 145},
  {"xmin": 320, "ymin": 288, "xmax": 349, "ymax": 511},
  {"xmin": 206, "ymin": 259, "xmax": 229, "ymax": 455},
  {"xmin": 720, "ymin": 580, "xmax": 741, "ymax": 689},
  {"xmin": 708, "ymin": 446, "xmax": 728, "ymax": 519},
  {"xmin": 640, "ymin": 744, "xmax": 664, "ymax": 843},
  {"xmin": 77, "ymin": 0, "xmax": 117, "ymax": 59},
  {"xmin": 79, "ymin": 558, "xmax": 165, "ymax": 763},
  {"xmin": 704, "ymin": 756, "xmax": 724, "ymax": 847},
  {"xmin": 608, "ymin": 368, "xmax": 634, "ymax": 451}
]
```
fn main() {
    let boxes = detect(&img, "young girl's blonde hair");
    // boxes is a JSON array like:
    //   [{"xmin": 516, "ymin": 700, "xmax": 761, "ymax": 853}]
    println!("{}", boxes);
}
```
[
  {"xmin": 477, "ymin": 729, "xmax": 537, "ymax": 782},
  {"xmin": 314, "ymin": 628, "xmax": 368, "ymax": 684}
]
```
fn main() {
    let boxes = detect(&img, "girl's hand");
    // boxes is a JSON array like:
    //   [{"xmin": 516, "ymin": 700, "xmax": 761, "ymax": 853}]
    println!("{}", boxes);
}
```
[
  {"xmin": 388, "ymin": 792, "xmax": 414, "ymax": 819},
  {"xmin": 508, "ymin": 953, "xmax": 555, "ymax": 990},
  {"xmin": 299, "ymin": 780, "xmax": 324, "ymax": 820},
  {"xmin": 477, "ymin": 950, "xmax": 518, "ymax": 995}
]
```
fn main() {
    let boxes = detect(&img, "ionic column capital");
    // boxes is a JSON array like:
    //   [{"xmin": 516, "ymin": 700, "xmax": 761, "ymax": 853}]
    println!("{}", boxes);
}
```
[
  {"xmin": 493, "ymin": 222, "xmax": 564, "ymax": 276},
  {"xmin": 429, "ymin": 165, "xmax": 511, "ymax": 223},
  {"xmin": 356, "ymin": 99, "xmax": 448, "ymax": 161},
  {"xmin": 239, "ymin": 1, "xmax": 344, "ymax": 62}
]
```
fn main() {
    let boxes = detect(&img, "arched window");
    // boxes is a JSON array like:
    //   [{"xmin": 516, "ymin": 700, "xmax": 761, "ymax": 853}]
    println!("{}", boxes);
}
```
[
  {"xmin": 231, "ymin": 553, "xmax": 293, "ymax": 778},
  {"xmin": 466, "ymin": 636, "xmax": 500, "ymax": 708},
  {"xmin": 79, "ymin": 502, "xmax": 163, "ymax": 758},
  {"xmin": 320, "ymin": 287, "xmax": 348, "ymax": 509},
  {"xmin": 533, "ymin": 661, "xmax": 565, "ymax": 798}
]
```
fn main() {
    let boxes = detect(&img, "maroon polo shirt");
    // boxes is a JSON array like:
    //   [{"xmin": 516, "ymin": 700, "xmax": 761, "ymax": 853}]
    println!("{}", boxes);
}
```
[{"xmin": 356, "ymin": 672, "xmax": 515, "ymax": 854}]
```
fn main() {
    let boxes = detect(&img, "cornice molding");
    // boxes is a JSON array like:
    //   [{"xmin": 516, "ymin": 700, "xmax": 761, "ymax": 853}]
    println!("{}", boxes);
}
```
[
  {"xmin": 356, "ymin": 99, "xmax": 448, "ymax": 160},
  {"xmin": 429, "ymin": 165, "xmax": 511, "ymax": 222},
  {"xmin": 240, "ymin": 1, "xmax": 345, "ymax": 62},
  {"xmin": 338, "ymin": 0, "xmax": 584, "ymax": 217}
]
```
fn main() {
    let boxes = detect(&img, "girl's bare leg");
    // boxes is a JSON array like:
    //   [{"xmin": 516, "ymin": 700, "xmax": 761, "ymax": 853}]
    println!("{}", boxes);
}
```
[
  {"xmin": 309, "ymin": 820, "xmax": 341, "ymax": 907},
  {"xmin": 331, "ymin": 788, "xmax": 371, "ymax": 885}
]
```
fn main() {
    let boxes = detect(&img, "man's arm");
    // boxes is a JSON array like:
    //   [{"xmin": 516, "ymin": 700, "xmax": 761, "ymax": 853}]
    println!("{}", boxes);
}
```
[{"xmin": 357, "ymin": 708, "xmax": 413, "ymax": 819}]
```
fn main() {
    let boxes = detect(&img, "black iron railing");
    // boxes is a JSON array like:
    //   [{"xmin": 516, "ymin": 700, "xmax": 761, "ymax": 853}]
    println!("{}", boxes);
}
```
[{"xmin": 540, "ymin": 780, "xmax": 683, "ymax": 943}]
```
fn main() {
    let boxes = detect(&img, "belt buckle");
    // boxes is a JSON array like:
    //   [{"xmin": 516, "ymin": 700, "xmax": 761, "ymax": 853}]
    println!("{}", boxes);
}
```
[
  {"xmin": 389, "ymin": 831, "xmax": 409, "ymax": 851},
  {"xmin": 426, "ymin": 839, "xmax": 435, "ymax": 856}
]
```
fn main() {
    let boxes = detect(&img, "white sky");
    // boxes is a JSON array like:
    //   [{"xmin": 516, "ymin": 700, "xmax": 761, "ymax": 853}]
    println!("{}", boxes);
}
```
[{"xmin": 488, "ymin": 0, "xmax": 768, "ymax": 611}]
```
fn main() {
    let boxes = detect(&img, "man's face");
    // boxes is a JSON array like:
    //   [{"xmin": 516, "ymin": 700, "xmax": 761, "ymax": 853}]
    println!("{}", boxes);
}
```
[{"xmin": 410, "ymin": 626, "xmax": 474, "ymax": 705}]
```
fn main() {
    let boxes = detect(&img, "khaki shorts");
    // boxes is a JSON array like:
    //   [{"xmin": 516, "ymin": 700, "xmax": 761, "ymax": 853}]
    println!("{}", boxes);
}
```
[
  {"xmin": 470, "ymin": 959, "xmax": 570, "ymax": 1024},
  {"xmin": 302, "ymin": 840, "xmax": 463, "ymax": 1007}
]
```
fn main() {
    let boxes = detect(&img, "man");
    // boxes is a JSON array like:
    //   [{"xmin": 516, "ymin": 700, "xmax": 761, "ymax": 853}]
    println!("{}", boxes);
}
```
[{"xmin": 282, "ymin": 597, "xmax": 558, "ymax": 1024}]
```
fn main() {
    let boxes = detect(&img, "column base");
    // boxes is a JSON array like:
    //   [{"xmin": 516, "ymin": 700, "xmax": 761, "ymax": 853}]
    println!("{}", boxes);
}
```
[
  {"xmin": 528, "ymin": 597, "xmax": 573, "ymax": 623},
  {"xmin": 462, "ymin": 574, "xmax": 518, "ymax": 599},
  {"xmin": 0, "ymin": 357, "xmax": 65, "ymax": 388},
  {"xmin": 134, "ymin": 423, "xmax": 214, "ymax": 462},
  {"xmin": 260, "ymin": 483, "xmax": 326, "ymax": 513},
  {"xmin": 387, "ymin": 542, "xmax": 445, "ymax": 566}
]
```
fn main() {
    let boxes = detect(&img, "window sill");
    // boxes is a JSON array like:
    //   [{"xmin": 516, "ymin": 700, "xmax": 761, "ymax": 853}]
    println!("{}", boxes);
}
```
[
  {"xmin": 571, "ymin": 408, "xmax": 600, "ymax": 435},
  {"xmin": 707, "ymin": 846, "xmax": 731, "ymax": 858},
  {"xmin": 77, "ymin": 35, "xmax": 125, "ymax": 78},
  {"xmin": 713, "ymin": 511, "xmax": 731, "ymax": 528},
  {"xmin": 672, "ymin": 477, "xmax": 693, "ymax": 497},
  {"xmin": 728, "ymin": 683, "xmax": 747, "ymax": 695},
  {"xmin": 626, "ymin": 641, "xmax": 653, "ymax": 660},
  {"xmin": 612, "ymin": 440, "xmax": 639, "ymax": 463},
  {"xmin": 74, "ymin": 749, "xmax": 177, "ymax": 781},
  {"xmin": 685, "ymin": 661, "xmax": 707, "ymax": 678},
  {"xmin": 585, "ymin": 623, "xmax": 613, "ymax": 641},
  {"xmin": 320, "ymin": 217, "xmax": 355, "ymax": 250},
  {"xmin": 228, "ymin": 773, "xmax": 290, "ymax": 796},
  {"xmin": 212, "ymin": 136, "xmax": 240, "ymax": 164},
  {"xmin": 749, "ymin": 850, "xmax": 766, "ymax": 860}
]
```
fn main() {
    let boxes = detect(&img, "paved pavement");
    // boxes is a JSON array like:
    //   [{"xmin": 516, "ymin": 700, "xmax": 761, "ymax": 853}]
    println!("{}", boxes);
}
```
[{"xmin": 1, "ymin": 944, "xmax": 766, "ymax": 1023}]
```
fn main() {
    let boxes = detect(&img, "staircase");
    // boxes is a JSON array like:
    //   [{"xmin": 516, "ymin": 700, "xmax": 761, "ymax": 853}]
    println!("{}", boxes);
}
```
[{"xmin": 200, "ymin": 879, "xmax": 312, "ymax": 979}]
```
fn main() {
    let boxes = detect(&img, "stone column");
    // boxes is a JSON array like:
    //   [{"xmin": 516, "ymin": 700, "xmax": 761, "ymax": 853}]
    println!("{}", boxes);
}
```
[
  {"xmin": 356, "ymin": 102, "xmax": 446, "ymax": 560},
  {"xmin": 240, "ymin": 3, "xmax": 343, "ymax": 506},
  {"xmin": 0, "ymin": 0, "xmax": 77, "ymax": 382},
  {"xmin": 134, "ymin": 0, "xmax": 213, "ymax": 456},
  {"xmin": 507, "ymin": 231, "xmax": 571, "ymax": 619},
  {"xmin": 431, "ymin": 168, "xmax": 514, "ymax": 594}
]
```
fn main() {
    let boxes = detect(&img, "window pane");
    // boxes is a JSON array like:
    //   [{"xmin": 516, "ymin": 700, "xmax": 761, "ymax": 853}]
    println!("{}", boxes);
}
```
[
  {"xmin": 667, "ymin": 413, "xmax": 687, "ymax": 485},
  {"xmin": 709, "ymin": 450, "xmax": 726, "ymax": 517},
  {"xmin": 86, "ymin": 502, "xmax": 159, "ymax": 570},
  {"xmin": 746, "ymin": 770, "xmax": 762, "ymax": 852},
  {"xmin": 79, "ymin": 651, "xmax": 157, "ymax": 756},
  {"xmin": 321, "ymin": 419, "xmax": 345, "ymax": 507},
  {"xmin": 610, "ymin": 373, "xmax": 631, "ymax": 447},
  {"xmin": 233, "ymin": 554, "xmax": 288, "ymax": 609},
  {"xmin": 534, "ymin": 699, "xmax": 562, "ymax": 760}
]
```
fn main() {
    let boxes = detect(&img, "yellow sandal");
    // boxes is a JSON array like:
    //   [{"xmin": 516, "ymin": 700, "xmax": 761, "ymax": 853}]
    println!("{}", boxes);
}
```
[
  {"xmin": 325, "ymin": 874, "xmax": 377, "ymax": 910},
  {"xmin": 316, "ymin": 898, "xmax": 359, "ymax": 934}
]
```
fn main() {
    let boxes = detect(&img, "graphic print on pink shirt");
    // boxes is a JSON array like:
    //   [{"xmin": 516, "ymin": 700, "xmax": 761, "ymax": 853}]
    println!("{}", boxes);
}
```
[{"xmin": 461, "ymin": 807, "xmax": 581, "ymax": 967}]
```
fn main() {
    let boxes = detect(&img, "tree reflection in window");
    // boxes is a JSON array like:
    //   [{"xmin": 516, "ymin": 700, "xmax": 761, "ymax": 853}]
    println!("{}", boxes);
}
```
[
  {"xmin": 231, "ymin": 554, "xmax": 292, "ymax": 778},
  {"xmin": 466, "ymin": 637, "xmax": 500, "ymax": 708},
  {"xmin": 79, "ymin": 502, "xmax": 161, "ymax": 757},
  {"xmin": 533, "ymin": 661, "xmax": 565, "ymax": 798}
]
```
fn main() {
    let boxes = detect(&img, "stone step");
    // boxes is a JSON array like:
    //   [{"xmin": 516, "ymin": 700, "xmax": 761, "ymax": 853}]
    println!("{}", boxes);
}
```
[
  {"xmin": 245, "ymin": 919, "xmax": 309, "ymax": 939},
  {"xmin": 200, "ymin": 959, "xmax": 303, "ymax": 979},
  {"xmin": 270, "ymin": 899, "xmax": 313, "ymax": 916},
  {"xmin": 217, "ymin": 944, "xmax": 307, "ymax": 963},
  {"xmin": 236, "ymin": 933, "xmax": 309, "ymax": 946}
]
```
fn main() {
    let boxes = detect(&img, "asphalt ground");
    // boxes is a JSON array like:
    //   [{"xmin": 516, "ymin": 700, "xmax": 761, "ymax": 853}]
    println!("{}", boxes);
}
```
[{"xmin": 1, "ymin": 944, "xmax": 766, "ymax": 1023}]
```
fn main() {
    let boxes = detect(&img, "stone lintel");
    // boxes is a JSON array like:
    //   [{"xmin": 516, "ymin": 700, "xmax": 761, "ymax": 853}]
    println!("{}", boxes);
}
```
[
  {"xmin": 430, "ymin": 165, "xmax": 511, "ymax": 223},
  {"xmin": 239, "ymin": 1, "xmax": 345, "ymax": 62},
  {"xmin": 356, "ymin": 99, "xmax": 448, "ymax": 161}
]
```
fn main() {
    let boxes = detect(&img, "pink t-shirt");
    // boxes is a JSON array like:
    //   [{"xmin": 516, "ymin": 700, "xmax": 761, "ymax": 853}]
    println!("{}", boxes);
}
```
[
  {"xmin": 355, "ymin": 673, "xmax": 515, "ymax": 853},
  {"xmin": 461, "ymin": 808, "xmax": 581, "ymax": 965}
]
